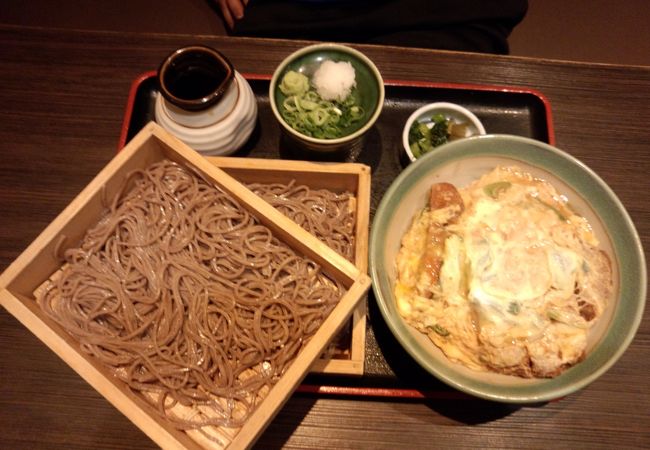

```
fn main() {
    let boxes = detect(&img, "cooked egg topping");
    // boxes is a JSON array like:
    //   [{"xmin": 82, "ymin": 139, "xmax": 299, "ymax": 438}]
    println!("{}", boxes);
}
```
[{"xmin": 395, "ymin": 167, "xmax": 612, "ymax": 378}]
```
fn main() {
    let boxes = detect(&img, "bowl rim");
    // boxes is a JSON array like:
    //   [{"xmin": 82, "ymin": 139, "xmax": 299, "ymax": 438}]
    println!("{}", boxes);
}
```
[
  {"xmin": 269, "ymin": 43, "xmax": 385, "ymax": 145},
  {"xmin": 370, "ymin": 133, "xmax": 647, "ymax": 403},
  {"xmin": 402, "ymin": 102, "xmax": 486, "ymax": 162}
]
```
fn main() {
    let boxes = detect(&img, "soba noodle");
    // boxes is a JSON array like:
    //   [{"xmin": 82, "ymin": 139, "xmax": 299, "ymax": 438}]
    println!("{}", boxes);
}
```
[
  {"xmin": 246, "ymin": 180, "xmax": 357, "ymax": 356},
  {"xmin": 37, "ymin": 160, "xmax": 344, "ymax": 430},
  {"xmin": 245, "ymin": 180, "xmax": 355, "ymax": 263}
]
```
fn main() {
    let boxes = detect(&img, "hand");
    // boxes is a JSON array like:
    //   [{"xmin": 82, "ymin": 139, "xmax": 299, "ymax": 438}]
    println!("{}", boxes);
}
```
[{"xmin": 215, "ymin": 0, "xmax": 249, "ymax": 29}]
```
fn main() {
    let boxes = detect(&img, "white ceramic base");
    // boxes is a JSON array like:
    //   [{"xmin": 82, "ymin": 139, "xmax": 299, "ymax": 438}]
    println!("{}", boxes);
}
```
[
  {"xmin": 154, "ymin": 71, "xmax": 257, "ymax": 156},
  {"xmin": 162, "ymin": 77, "xmax": 240, "ymax": 128}
]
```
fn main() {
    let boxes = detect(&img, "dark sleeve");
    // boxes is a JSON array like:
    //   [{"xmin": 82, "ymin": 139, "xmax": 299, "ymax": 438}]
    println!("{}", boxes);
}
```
[{"xmin": 230, "ymin": 0, "xmax": 529, "ymax": 54}]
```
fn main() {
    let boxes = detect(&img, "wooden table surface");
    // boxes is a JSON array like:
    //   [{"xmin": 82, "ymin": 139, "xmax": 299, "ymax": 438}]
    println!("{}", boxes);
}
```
[{"xmin": 0, "ymin": 25, "xmax": 649, "ymax": 449}]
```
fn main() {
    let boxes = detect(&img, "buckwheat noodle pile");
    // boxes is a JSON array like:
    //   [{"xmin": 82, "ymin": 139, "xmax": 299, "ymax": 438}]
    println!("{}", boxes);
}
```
[
  {"xmin": 37, "ymin": 160, "xmax": 344, "ymax": 430},
  {"xmin": 245, "ymin": 180, "xmax": 355, "ymax": 263},
  {"xmin": 246, "ymin": 180, "xmax": 357, "ymax": 357}
]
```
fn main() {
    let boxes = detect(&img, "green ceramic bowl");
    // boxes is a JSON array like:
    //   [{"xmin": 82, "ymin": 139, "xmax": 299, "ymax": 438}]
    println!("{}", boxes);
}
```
[
  {"xmin": 370, "ymin": 134, "xmax": 646, "ymax": 403},
  {"xmin": 269, "ymin": 43, "xmax": 384, "ymax": 154}
]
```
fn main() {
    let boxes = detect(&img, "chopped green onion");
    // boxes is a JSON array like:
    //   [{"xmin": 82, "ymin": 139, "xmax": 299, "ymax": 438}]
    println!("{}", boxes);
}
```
[
  {"xmin": 508, "ymin": 301, "xmax": 521, "ymax": 315},
  {"xmin": 533, "ymin": 197, "xmax": 568, "ymax": 221},
  {"xmin": 428, "ymin": 324, "xmax": 450, "ymax": 337},
  {"xmin": 277, "ymin": 70, "xmax": 366, "ymax": 139},
  {"xmin": 484, "ymin": 181, "xmax": 512, "ymax": 199},
  {"xmin": 546, "ymin": 308, "xmax": 561, "ymax": 321}
]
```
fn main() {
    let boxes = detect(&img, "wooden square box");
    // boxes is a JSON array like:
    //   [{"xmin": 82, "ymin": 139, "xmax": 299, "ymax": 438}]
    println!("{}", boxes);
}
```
[
  {"xmin": 206, "ymin": 155, "xmax": 370, "ymax": 376},
  {"xmin": 0, "ymin": 122, "xmax": 370, "ymax": 449}
]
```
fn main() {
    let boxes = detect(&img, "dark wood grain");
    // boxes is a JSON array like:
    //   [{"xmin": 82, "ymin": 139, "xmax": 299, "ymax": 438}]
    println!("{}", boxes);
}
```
[{"xmin": 0, "ymin": 25, "xmax": 648, "ymax": 449}]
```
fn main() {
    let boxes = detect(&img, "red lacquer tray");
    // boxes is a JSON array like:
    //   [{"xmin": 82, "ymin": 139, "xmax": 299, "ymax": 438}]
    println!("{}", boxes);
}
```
[{"xmin": 119, "ymin": 72, "xmax": 555, "ymax": 400}]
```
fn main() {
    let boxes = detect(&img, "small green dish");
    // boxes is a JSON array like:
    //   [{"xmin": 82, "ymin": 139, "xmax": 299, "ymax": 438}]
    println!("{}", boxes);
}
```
[
  {"xmin": 269, "ymin": 43, "xmax": 384, "ymax": 154},
  {"xmin": 370, "ymin": 134, "xmax": 646, "ymax": 403}
]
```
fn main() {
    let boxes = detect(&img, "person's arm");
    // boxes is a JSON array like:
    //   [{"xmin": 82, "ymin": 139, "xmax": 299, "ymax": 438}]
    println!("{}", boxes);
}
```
[{"xmin": 214, "ymin": 0, "xmax": 249, "ymax": 29}]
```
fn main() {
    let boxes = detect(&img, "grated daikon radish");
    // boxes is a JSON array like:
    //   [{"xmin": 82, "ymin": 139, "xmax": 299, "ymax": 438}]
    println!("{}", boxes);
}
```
[{"xmin": 312, "ymin": 60, "xmax": 356, "ymax": 102}]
